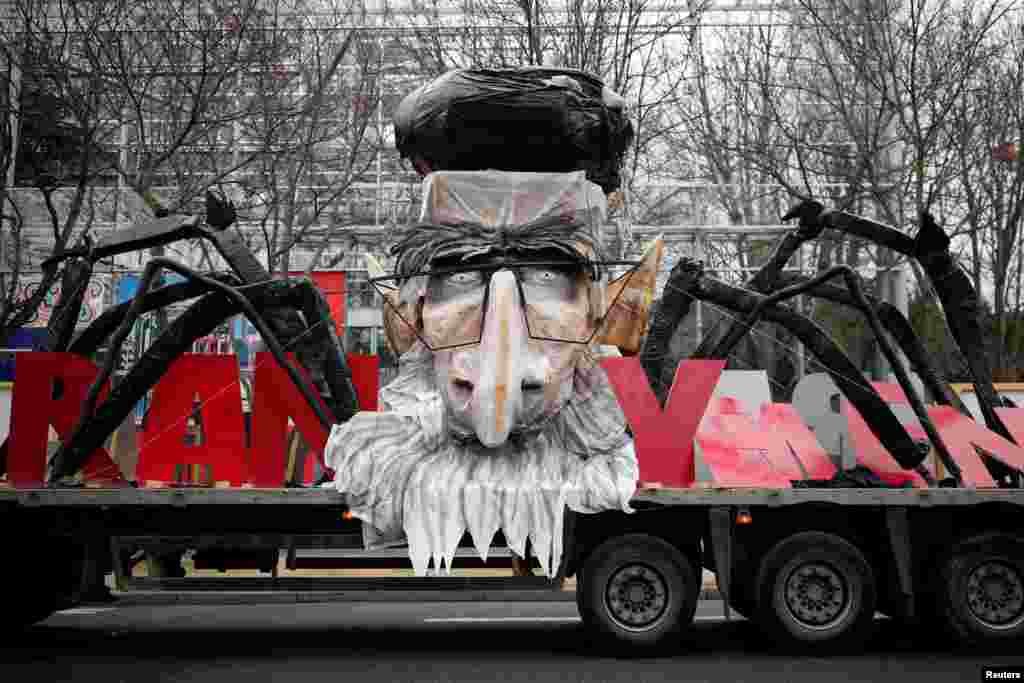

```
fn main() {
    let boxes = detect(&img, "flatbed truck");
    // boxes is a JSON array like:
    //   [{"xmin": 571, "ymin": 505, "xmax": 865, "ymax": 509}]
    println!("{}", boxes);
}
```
[{"xmin": 4, "ymin": 483, "xmax": 1023, "ymax": 653}]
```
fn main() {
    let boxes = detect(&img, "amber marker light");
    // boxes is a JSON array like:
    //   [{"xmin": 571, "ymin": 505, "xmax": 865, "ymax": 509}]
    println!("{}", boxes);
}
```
[
  {"xmin": 342, "ymin": 511, "xmax": 354, "ymax": 521},
  {"xmin": 736, "ymin": 508, "xmax": 753, "ymax": 525}
]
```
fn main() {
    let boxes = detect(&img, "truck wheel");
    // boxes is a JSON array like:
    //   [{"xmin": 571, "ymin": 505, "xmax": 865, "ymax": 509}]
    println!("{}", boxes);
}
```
[
  {"xmin": 755, "ymin": 531, "xmax": 876, "ymax": 650},
  {"xmin": 1, "ymin": 557, "xmax": 61, "ymax": 632},
  {"xmin": 577, "ymin": 533, "xmax": 698, "ymax": 653},
  {"xmin": 1, "ymin": 536, "xmax": 88, "ymax": 631},
  {"xmin": 936, "ymin": 533, "xmax": 1024, "ymax": 646}
]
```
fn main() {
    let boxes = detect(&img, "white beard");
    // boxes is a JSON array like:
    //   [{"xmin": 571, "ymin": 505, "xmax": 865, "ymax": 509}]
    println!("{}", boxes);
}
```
[{"xmin": 324, "ymin": 343, "xmax": 638, "ymax": 577}]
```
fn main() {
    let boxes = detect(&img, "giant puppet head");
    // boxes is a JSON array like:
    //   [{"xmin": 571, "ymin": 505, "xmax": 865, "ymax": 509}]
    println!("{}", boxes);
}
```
[{"xmin": 325, "ymin": 171, "xmax": 662, "ymax": 576}]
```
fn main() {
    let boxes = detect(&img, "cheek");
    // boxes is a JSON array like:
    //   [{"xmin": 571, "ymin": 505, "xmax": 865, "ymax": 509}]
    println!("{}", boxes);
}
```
[
  {"xmin": 535, "ymin": 341, "xmax": 582, "ymax": 377},
  {"xmin": 422, "ymin": 300, "xmax": 482, "ymax": 347},
  {"xmin": 433, "ymin": 349, "xmax": 478, "ymax": 381},
  {"xmin": 432, "ymin": 350, "xmax": 453, "ymax": 383},
  {"xmin": 525, "ymin": 292, "xmax": 594, "ymax": 342},
  {"xmin": 527, "ymin": 340, "xmax": 583, "ymax": 407},
  {"xmin": 528, "ymin": 278, "xmax": 593, "ymax": 339},
  {"xmin": 523, "ymin": 292, "xmax": 592, "ymax": 405}
]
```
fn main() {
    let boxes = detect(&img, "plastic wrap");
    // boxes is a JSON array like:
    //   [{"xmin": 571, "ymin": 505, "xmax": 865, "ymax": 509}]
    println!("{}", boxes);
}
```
[
  {"xmin": 418, "ymin": 169, "xmax": 607, "ymax": 229},
  {"xmin": 394, "ymin": 68, "xmax": 634, "ymax": 193}
]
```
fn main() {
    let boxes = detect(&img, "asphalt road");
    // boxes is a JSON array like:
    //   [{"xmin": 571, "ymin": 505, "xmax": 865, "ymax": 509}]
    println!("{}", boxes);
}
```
[{"xmin": 5, "ymin": 600, "xmax": 1020, "ymax": 683}]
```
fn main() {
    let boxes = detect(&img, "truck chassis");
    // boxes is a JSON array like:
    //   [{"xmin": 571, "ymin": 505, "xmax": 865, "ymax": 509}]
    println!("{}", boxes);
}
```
[{"xmin": 3, "ymin": 485, "xmax": 1023, "ymax": 653}]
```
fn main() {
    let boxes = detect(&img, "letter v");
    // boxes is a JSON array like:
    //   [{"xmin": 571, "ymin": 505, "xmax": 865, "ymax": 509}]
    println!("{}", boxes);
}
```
[{"xmin": 601, "ymin": 357, "xmax": 726, "ymax": 489}]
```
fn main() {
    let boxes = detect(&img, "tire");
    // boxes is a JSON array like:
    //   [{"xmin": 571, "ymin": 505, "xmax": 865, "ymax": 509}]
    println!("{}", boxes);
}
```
[
  {"xmin": 577, "ymin": 533, "xmax": 698, "ymax": 653},
  {"xmin": 0, "ymin": 536, "xmax": 87, "ymax": 631},
  {"xmin": 0, "ymin": 564, "xmax": 61, "ymax": 632},
  {"xmin": 935, "ymin": 533, "xmax": 1024, "ymax": 647},
  {"xmin": 754, "ymin": 531, "xmax": 876, "ymax": 651}
]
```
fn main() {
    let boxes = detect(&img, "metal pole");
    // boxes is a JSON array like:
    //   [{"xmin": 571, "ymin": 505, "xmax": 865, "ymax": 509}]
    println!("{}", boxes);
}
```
[
  {"xmin": 694, "ymin": 232, "xmax": 704, "ymax": 344},
  {"xmin": 2, "ymin": 41, "xmax": 23, "ymax": 272},
  {"xmin": 374, "ymin": 30, "xmax": 383, "ymax": 229},
  {"xmin": 796, "ymin": 241, "xmax": 805, "ymax": 380}
]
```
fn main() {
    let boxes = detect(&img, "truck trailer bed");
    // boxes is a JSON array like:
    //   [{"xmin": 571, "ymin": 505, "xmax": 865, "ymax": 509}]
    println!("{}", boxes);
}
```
[{"xmin": 4, "ymin": 484, "xmax": 1024, "ymax": 508}]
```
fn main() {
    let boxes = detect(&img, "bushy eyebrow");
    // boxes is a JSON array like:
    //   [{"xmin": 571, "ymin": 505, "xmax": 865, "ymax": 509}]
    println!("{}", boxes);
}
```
[{"xmin": 390, "ymin": 214, "xmax": 604, "ymax": 277}]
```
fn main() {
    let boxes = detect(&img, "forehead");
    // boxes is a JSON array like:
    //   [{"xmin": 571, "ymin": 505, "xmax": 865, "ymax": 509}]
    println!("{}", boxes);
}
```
[{"xmin": 428, "ymin": 247, "xmax": 590, "ymax": 270}]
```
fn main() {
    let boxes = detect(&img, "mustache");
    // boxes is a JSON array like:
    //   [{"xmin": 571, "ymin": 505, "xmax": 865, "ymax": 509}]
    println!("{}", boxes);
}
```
[{"xmin": 325, "ymin": 349, "xmax": 637, "ymax": 577}]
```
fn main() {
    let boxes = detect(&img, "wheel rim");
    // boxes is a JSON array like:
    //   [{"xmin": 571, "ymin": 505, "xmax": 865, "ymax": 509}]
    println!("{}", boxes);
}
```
[
  {"xmin": 966, "ymin": 560, "xmax": 1024, "ymax": 630},
  {"xmin": 782, "ymin": 561, "xmax": 852, "ymax": 630},
  {"xmin": 605, "ymin": 563, "xmax": 670, "ymax": 632}
]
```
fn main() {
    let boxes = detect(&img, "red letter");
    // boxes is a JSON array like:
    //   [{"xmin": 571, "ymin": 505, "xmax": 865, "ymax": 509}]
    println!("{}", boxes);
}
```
[
  {"xmin": 137, "ymin": 354, "xmax": 247, "ymax": 486},
  {"xmin": 601, "ymin": 357, "xmax": 725, "ymax": 488},
  {"xmin": 249, "ymin": 352, "xmax": 380, "ymax": 486},
  {"xmin": 8, "ymin": 353, "xmax": 120, "ymax": 486}
]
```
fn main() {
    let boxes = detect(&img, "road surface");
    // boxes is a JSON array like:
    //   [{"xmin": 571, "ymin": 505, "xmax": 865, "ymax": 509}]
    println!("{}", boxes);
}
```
[{"xmin": 5, "ymin": 600, "xmax": 1018, "ymax": 682}]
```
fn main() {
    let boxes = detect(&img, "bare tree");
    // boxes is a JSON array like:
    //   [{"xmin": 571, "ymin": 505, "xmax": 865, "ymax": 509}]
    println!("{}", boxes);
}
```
[
  {"xmin": 224, "ymin": 0, "xmax": 384, "ymax": 275},
  {"xmin": 662, "ymin": 0, "xmax": 1011, "ymax": 383},
  {"xmin": 947, "ymin": 14, "xmax": 1024, "ymax": 371},
  {"xmin": 0, "ymin": 0, "xmax": 119, "ymax": 343},
  {"xmin": 3, "ymin": 0, "xmax": 384, "ymax": 299}
]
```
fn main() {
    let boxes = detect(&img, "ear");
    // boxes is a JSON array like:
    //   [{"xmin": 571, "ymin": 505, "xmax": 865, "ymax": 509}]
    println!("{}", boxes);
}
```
[
  {"xmin": 366, "ymin": 254, "xmax": 419, "ymax": 356},
  {"xmin": 595, "ymin": 235, "xmax": 664, "ymax": 354}
]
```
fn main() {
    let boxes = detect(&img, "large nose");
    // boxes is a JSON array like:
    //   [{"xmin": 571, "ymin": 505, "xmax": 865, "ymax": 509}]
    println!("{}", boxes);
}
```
[{"xmin": 470, "ymin": 269, "xmax": 528, "ymax": 447}]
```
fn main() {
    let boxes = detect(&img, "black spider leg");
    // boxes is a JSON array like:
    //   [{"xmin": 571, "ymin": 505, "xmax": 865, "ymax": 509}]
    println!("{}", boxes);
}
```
[
  {"xmin": 692, "ymin": 199, "xmax": 826, "ymax": 360},
  {"xmin": 48, "ymin": 288, "xmax": 246, "ymax": 483},
  {"xmin": 62, "ymin": 195, "xmax": 359, "ymax": 425},
  {"xmin": 278, "ymin": 276, "xmax": 358, "ymax": 423},
  {"xmin": 196, "ymin": 219, "xmax": 358, "ymax": 424},
  {"xmin": 694, "ymin": 200, "xmax": 968, "ymax": 421},
  {"xmin": 0, "ymin": 254, "xmax": 95, "ymax": 477},
  {"xmin": 771, "ymin": 271, "xmax": 969, "ymax": 418},
  {"xmin": 670, "ymin": 269, "xmax": 934, "ymax": 479},
  {"xmin": 43, "ymin": 255, "xmax": 95, "ymax": 353},
  {"xmin": 0, "ymin": 275, "xmax": 241, "ymax": 478},
  {"xmin": 821, "ymin": 209, "xmax": 1013, "ymax": 446},
  {"xmin": 48, "ymin": 264, "xmax": 332, "ymax": 483},
  {"xmin": 68, "ymin": 274, "xmax": 241, "ymax": 356},
  {"xmin": 703, "ymin": 265, "xmax": 957, "ymax": 487},
  {"xmin": 639, "ymin": 257, "xmax": 703, "ymax": 406}
]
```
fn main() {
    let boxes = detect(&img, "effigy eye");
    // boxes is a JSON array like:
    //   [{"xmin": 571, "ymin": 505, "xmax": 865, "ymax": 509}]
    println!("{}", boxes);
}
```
[
  {"xmin": 520, "ymin": 267, "xmax": 575, "ymax": 290},
  {"xmin": 427, "ymin": 270, "xmax": 487, "ymax": 304},
  {"xmin": 446, "ymin": 271, "xmax": 484, "ymax": 286}
]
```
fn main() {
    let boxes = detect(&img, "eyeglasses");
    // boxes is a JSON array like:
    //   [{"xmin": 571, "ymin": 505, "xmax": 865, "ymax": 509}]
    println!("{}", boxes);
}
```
[{"xmin": 371, "ymin": 259, "xmax": 642, "ymax": 351}]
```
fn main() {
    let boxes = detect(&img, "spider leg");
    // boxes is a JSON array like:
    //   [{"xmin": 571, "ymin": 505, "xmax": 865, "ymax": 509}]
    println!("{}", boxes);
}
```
[
  {"xmin": 281, "ymin": 277, "xmax": 360, "ymax": 422},
  {"xmin": 197, "ymin": 226, "xmax": 358, "ymax": 423},
  {"xmin": 665, "ymin": 266, "xmax": 933, "ymax": 477},
  {"xmin": 0, "ymin": 275, "xmax": 240, "ymax": 479},
  {"xmin": 701, "ymin": 266, "xmax": 957, "ymax": 485},
  {"xmin": 771, "ymin": 271, "xmax": 968, "ymax": 417},
  {"xmin": 49, "ymin": 262, "xmax": 331, "ymax": 484},
  {"xmin": 68, "ymin": 274, "xmax": 240, "ymax": 356},
  {"xmin": 42, "ymin": 257, "xmax": 95, "ymax": 353},
  {"xmin": 48, "ymin": 284, "xmax": 247, "ymax": 483},
  {"xmin": 820, "ymin": 210, "xmax": 1012, "ymax": 444}
]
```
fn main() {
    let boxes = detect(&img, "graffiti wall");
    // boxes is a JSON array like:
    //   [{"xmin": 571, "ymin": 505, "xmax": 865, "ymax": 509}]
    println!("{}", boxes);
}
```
[{"xmin": 13, "ymin": 273, "xmax": 112, "ymax": 328}]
